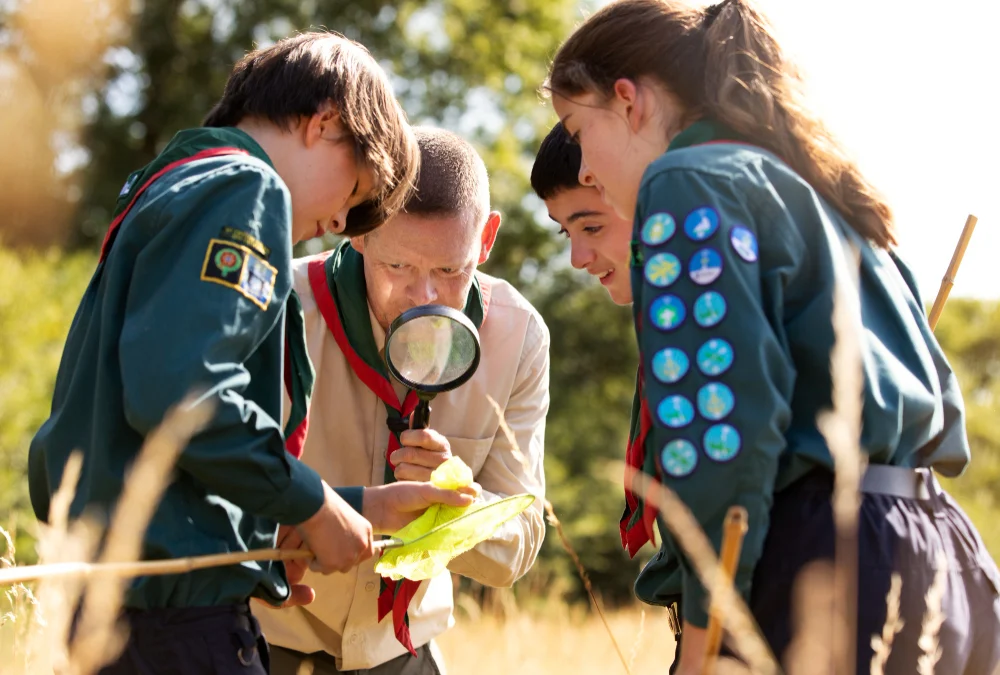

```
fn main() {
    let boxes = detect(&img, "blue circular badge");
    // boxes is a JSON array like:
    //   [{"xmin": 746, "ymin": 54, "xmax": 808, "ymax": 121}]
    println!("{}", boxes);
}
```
[
  {"xmin": 730, "ymin": 225, "xmax": 759, "ymax": 263},
  {"xmin": 689, "ymin": 248, "xmax": 723, "ymax": 286},
  {"xmin": 657, "ymin": 395, "xmax": 695, "ymax": 429},
  {"xmin": 703, "ymin": 424, "xmax": 742, "ymax": 462},
  {"xmin": 642, "ymin": 212, "xmax": 676, "ymax": 247},
  {"xmin": 696, "ymin": 338, "xmax": 735, "ymax": 376},
  {"xmin": 697, "ymin": 383, "xmax": 735, "ymax": 421},
  {"xmin": 659, "ymin": 439, "xmax": 698, "ymax": 478},
  {"xmin": 693, "ymin": 291, "xmax": 727, "ymax": 328},
  {"xmin": 649, "ymin": 295, "xmax": 687, "ymax": 332},
  {"xmin": 683, "ymin": 207, "xmax": 720, "ymax": 241},
  {"xmin": 644, "ymin": 252, "xmax": 682, "ymax": 288},
  {"xmin": 652, "ymin": 347, "xmax": 690, "ymax": 384}
]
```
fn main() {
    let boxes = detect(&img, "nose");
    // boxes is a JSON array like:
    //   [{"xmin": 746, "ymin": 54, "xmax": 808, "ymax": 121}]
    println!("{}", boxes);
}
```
[
  {"xmin": 569, "ymin": 240, "xmax": 595, "ymax": 271},
  {"xmin": 408, "ymin": 275, "xmax": 438, "ymax": 306},
  {"xmin": 579, "ymin": 156, "xmax": 596, "ymax": 187},
  {"xmin": 330, "ymin": 206, "xmax": 350, "ymax": 235}
]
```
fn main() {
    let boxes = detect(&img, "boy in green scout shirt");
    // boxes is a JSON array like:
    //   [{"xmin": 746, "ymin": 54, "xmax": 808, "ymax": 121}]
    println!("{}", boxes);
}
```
[{"xmin": 28, "ymin": 32, "xmax": 475, "ymax": 674}]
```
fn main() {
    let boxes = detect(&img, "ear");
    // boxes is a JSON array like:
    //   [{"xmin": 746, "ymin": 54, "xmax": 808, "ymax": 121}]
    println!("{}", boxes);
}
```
[
  {"xmin": 612, "ymin": 78, "xmax": 642, "ymax": 132},
  {"xmin": 350, "ymin": 235, "xmax": 366, "ymax": 255},
  {"xmin": 302, "ymin": 101, "xmax": 342, "ymax": 148},
  {"xmin": 478, "ymin": 212, "xmax": 502, "ymax": 265}
]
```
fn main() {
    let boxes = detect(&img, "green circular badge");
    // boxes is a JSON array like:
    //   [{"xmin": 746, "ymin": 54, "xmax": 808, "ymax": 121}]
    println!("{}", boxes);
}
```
[
  {"xmin": 660, "ymin": 439, "xmax": 698, "ymax": 478},
  {"xmin": 215, "ymin": 247, "xmax": 243, "ymax": 276}
]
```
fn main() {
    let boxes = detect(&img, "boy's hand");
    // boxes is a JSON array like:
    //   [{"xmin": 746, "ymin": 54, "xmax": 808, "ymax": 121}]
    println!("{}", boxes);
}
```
[
  {"xmin": 296, "ymin": 482, "xmax": 375, "ymax": 574},
  {"xmin": 390, "ymin": 428, "xmax": 452, "ymax": 482},
  {"xmin": 364, "ymin": 481, "xmax": 479, "ymax": 534}
]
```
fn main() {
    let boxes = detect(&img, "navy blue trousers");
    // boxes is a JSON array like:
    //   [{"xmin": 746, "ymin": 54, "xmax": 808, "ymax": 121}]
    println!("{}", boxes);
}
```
[
  {"xmin": 672, "ymin": 469, "xmax": 1000, "ymax": 674},
  {"xmin": 94, "ymin": 603, "xmax": 269, "ymax": 675}
]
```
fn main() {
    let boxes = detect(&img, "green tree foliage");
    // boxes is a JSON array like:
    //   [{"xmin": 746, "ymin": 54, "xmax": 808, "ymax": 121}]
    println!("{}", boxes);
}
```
[{"xmin": 0, "ymin": 247, "xmax": 97, "ymax": 561}]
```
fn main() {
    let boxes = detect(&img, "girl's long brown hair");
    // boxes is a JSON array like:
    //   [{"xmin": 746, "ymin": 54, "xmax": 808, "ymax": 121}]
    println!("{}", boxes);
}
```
[{"xmin": 547, "ymin": 0, "xmax": 896, "ymax": 248}]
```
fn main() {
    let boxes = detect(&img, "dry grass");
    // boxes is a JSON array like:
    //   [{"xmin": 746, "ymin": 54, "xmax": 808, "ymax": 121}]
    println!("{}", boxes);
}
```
[{"xmin": 437, "ymin": 604, "xmax": 674, "ymax": 675}]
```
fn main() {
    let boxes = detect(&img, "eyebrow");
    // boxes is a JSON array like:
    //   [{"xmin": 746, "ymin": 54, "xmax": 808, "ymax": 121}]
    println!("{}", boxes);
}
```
[{"xmin": 566, "ymin": 209, "xmax": 602, "ymax": 223}]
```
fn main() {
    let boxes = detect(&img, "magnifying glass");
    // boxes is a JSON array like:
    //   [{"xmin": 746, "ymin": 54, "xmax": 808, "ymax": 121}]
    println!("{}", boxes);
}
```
[{"xmin": 384, "ymin": 304, "xmax": 482, "ymax": 429}]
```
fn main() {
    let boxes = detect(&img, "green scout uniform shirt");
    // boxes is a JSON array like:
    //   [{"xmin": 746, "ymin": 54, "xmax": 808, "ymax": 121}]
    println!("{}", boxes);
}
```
[
  {"xmin": 627, "ymin": 120, "xmax": 970, "ymax": 627},
  {"xmin": 28, "ymin": 127, "xmax": 330, "ymax": 609}
]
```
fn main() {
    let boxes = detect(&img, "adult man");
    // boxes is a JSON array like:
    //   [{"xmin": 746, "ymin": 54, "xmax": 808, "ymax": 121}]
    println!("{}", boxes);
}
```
[{"xmin": 256, "ymin": 128, "xmax": 550, "ymax": 674}]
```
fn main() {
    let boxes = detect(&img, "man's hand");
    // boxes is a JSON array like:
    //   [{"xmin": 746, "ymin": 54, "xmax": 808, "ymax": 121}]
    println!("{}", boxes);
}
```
[
  {"xmin": 267, "ymin": 525, "xmax": 316, "ymax": 608},
  {"xmin": 364, "ymin": 481, "xmax": 479, "ymax": 534},
  {"xmin": 390, "ymin": 428, "xmax": 452, "ymax": 482},
  {"xmin": 296, "ymin": 481, "xmax": 375, "ymax": 574}
]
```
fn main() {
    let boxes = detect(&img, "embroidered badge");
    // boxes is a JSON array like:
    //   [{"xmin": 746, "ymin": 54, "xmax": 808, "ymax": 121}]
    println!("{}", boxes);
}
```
[
  {"xmin": 118, "ymin": 172, "xmax": 140, "ymax": 197},
  {"xmin": 697, "ymin": 383, "xmax": 735, "ymax": 421},
  {"xmin": 652, "ymin": 347, "xmax": 690, "ymax": 384},
  {"xmin": 657, "ymin": 395, "xmax": 695, "ymax": 429},
  {"xmin": 645, "ymin": 252, "xmax": 682, "ymax": 288},
  {"xmin": 696, "ymin": 338, "xmax": 735, "ymax": 376},
  {"xmin": 683, "ymin": 206, "xmax": 719, "ymax": 241},
  {"xmin": 703, "ymin": 424, "xmax": 742, "ymax": 462},
  {"xmin": 693, "ymin": 291, "xmax": 727, "ymax": 328},
  {"xmin": 660, "ymin": 439, "xmax": 699, "ymax": 478},
  {"xmin": 642, "ymin": 212, "xmax": 676, "ymax": 246},
  {"xmin": 730, "ymin": 225, "xmax": 759, "ymax": 263},
  {"xmin": 220, "ymin": 226, "xmax": 271, "ymax": 258},
  {"xmin": 689, "ymin": 248, "xmax": 724, "ymax": 286},
  {"xmin": 630, "ymin": 241, "xmax": 645, "ymax": 268},
  {"xmin": 650, "ymin": 295, "xmax": 687, "ymax": 332},
  {"xmin": 201, "ymin": 238, "xmax": 277, "ymax": 310}
]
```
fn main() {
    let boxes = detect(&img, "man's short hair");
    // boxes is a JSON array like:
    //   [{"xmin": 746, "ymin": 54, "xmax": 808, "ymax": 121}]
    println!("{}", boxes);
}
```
[
  {"xmin": 403, "ymin": 127, "xmax": 490, "ymax": 226},
  {"xmin": 203, "ymin": 32, "xmax": 419, "ymax": 237},
  {"xmin": 530, "ymin": 123, "xmax": 583, "ymax": 201}
]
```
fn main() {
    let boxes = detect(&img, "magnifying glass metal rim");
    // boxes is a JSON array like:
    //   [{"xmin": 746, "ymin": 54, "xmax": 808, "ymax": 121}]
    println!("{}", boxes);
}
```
[{"xmin": 384, "ymin": 304, "xmax": 482, "ymax": 395}]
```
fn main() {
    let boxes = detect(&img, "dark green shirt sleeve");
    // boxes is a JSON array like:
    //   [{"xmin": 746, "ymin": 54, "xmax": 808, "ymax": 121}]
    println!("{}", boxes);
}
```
[
  {"xmin": 118, "ymin": 158, "xmax": 324, "ymax": 525},
  {"xmin": 633, "ymin": 166, "xmax": 797, "ymax": 627}
]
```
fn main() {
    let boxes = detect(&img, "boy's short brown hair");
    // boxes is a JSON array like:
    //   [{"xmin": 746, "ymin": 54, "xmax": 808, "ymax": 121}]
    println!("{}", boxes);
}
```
[{"xmin": 204, "ymin": 31, "xmax": 418, "ymax": 235}]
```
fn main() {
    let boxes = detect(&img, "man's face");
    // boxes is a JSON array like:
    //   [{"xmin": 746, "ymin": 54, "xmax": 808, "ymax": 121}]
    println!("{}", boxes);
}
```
[
  {"xmin": 545, "ymin": 185, "xmax": 634, "ymax": 305},
  {"xmin": 354, "ymin": 209, "xmax": 499, "ymax": 330}
]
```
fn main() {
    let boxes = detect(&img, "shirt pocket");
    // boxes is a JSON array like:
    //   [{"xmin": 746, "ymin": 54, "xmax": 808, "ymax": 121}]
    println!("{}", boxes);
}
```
[{"xmin": 447, "ymin": 436, "xmax": 493, "ymax": 474}]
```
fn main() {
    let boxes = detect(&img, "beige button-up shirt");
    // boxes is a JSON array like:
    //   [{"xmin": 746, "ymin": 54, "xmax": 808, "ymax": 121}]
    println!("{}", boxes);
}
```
[{"xmin": 254, "ymin": 255, "xmax": 549, "ymax": 670}]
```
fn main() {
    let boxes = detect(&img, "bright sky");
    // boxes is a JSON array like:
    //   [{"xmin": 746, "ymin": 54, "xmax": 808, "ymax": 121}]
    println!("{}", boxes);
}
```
[{"xmin": 591, "ymin": 0, "xmax": 1000, "ymax": 300}]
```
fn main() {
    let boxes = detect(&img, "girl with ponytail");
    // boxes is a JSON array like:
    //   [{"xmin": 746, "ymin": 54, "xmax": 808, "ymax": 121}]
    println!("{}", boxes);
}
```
[{"xmin": 547, "ymin": 1, "xmax": 1000, "ymax": 672}]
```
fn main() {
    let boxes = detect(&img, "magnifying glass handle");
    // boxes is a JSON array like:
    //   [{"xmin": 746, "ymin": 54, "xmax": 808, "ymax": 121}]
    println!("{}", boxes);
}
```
[{"xmin": 411, "ymin": 400, "xmax": 431, "ymax": 429}]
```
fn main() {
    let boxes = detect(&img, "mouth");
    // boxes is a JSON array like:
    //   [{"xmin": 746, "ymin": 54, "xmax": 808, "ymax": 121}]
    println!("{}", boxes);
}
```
[
  {"xmin": 314, "ymin": 221, "xmax": 326, "ymax": 238},
  {"xmin": 596, "ymin": 269, "xmax": 615, "ymax": 286}
]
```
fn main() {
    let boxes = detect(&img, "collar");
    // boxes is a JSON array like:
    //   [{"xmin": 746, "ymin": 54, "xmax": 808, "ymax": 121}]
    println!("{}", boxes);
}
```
[{"xmin": 667, "ymin": 119, "xmax": 748, "ymax": 152}]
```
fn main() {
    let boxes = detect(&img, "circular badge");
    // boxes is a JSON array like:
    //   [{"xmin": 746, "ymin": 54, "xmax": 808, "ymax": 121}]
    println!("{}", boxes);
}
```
[
  {"xmin": 652, "ymin": 347, "xmax": 690, "ymax": 384},
  {"xmin": 683, "ymin": 206, "xmax": 720, "ymax": 241},
  {"xmin": 703, "ymin": 424, "xmax": 742, "ymax": 462},
  {"xmin": 693, "ymin": 291, "xmax": 727, "ymax": 328},
  {"xmin": 689, "ymin": 248, "xmax": 724, "ymax": 286},
  {"xmin": 697, "ymin": 382, "xmax": 736, "ymax": 421},
  {"xmin": 730, "ymin": 225, "xmax": 759, "ymax": 263},
  {"xmin": 642, "ymin": 212, "xmax": 676, "ymax": 247},
  {"xmin": 215, "ymin": 248, "xmax": 243, "ymax": 276},
  {"xmin": 649, "ymin": 295, "xmax": 687, "ymax": 332},
  {"xmin": 696, "ymin": 338, "xmax": 735, "ymax": 376},
  {"xmin": 659, "ymin": 439, "xmax": 699, "ymax": 478},
  {"xmin": 644, "ymin": 252, "xmax": 682, "ymax": 288},
  {"xmin": 657, "ymin": 395, "xmax": 695, "ymax": 429}
]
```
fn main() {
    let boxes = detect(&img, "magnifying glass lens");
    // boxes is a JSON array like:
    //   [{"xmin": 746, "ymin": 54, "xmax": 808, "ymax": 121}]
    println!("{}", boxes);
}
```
[{"xmin": 387, "ymin": 315, "xmax": 477, "ymax": 389}]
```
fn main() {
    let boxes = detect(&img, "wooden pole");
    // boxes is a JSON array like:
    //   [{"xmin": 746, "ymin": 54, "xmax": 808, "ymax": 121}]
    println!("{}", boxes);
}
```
[
  {"xmin": 928, "ymin": 214, "xmax": 978, "ymax": 330},
  {"xmin": 701, "ymin": 506, "xmax": 749, "ymax": 675}
]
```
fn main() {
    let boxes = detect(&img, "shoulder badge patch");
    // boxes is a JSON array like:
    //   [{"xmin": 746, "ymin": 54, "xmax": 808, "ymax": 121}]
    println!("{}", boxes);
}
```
[
  {"xmin": 201, "ymin": 238, "xmax": 277, "ymax": 310},
  {"xmin": 220, "ymin": 226, "xmax": 271, "ymax": 259}
]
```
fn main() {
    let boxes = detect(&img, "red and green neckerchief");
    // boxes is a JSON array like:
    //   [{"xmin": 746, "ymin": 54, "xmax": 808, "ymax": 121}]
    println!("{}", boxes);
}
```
[
  {"xmin": 308, "ymin": 240, "xmax": 490, "ymax": 655},
  {"xmin": 98, "ymin": 126, "xmax": 313, "ymax": 456},
  {"xmin": 621, "ymin": 119, "xmax": 755, "ymax": 557}
]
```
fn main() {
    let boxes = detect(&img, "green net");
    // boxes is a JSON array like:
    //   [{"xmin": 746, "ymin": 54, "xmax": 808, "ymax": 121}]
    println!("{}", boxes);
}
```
[{"xmin": 374, "ymin": 457, "xmax": 536, "ymax": 581}]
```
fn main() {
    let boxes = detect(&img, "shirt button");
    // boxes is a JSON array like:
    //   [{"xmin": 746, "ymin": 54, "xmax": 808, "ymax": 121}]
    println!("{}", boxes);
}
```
[
  {"xmin": 350, "ymin": 633, "xmax": 359, "ymax": 644},
  {"xmin": 365, "ymin": 582, "xmax": 375, "ymax": 592}
]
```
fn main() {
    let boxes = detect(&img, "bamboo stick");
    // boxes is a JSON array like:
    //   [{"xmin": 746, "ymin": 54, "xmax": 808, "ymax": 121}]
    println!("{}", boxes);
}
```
[
  {"xmin": 928, "ymin": 214, "xmax": 978, "ymax": 330},
  {"xmin": 701, "ymin": 506, "xmax": 749, "ymax": 675}
]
